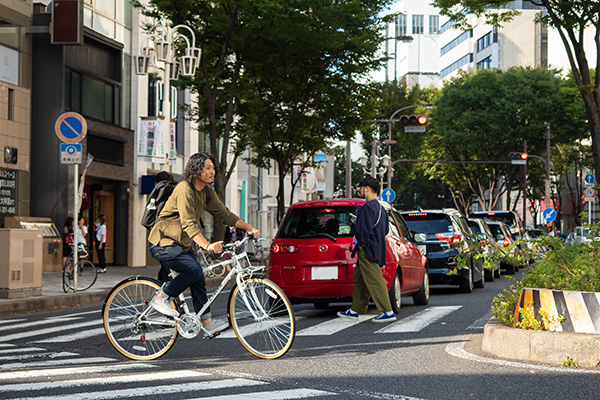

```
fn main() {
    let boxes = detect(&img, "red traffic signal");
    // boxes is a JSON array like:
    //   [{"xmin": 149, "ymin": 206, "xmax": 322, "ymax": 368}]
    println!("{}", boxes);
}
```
[
  {"xmin": 509, "ymin": 152, "xmax": 528, "ymax": 164},
  {"xmin": 399, "ymin": 115, "xmax": 428, "ymax": 126},
  {"xmin": 520, "ymin": 152, "xmax": 528, "ymax": 160}
]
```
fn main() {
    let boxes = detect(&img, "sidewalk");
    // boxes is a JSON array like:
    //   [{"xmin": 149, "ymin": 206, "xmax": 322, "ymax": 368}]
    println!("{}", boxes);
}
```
[{"xmin": 0, "ymin": 265, "xmax": 227, "ymax": 317}]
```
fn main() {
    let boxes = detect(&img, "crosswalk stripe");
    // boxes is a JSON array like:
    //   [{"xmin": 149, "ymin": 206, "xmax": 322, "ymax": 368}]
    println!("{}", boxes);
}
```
[
  {"xmin": 0, "ymin": 319, "xmax": 25, "ymax": 326},
  {"xmin": 0, "ymin": 347, "xmax": 45, "ymax": 354},
  {"xmin": 15, "ymin": 378, "xmax": 267, "ymax": 400},
  {"xmin": 0, "ymin": 363, "xmax": 156, "ymax": 381},
  {"xmin": 0, "ymin": 317, "xmax": 82, "ymax": 334},
  {"xmin": 466, "ymin": 311, "xmax": 492, "ymax": 330},
  {"xmin": 34, "ymin": 327, "xmax": 106, "ymax": 343},
  {"xmin": 375, "ymin": 306, "xmax": 462, "ymax": 333},
  {"xmin": 296, "ymin": 314, "xmax": 374, "ymax": 336},
  {"xmin": 0, "ymin": 320, "xmax": 100, "ymax": 343},
  {"xmin": 1, "ymin": 357, "xmax": 116, "ymax": 370},
  {"xmin": 187, "ymin": 388, "xmax": 335, "ymax": 399},
  {"xmin": 0, "ymin": 370, "xmax": 209, "ymax": 392},
  {"xmin": 0, "ymin": 351, "xmax": 78, "ymax": 361}
]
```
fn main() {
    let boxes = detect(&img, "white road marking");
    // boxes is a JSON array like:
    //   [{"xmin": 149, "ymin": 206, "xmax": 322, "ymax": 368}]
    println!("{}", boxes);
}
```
[
  {"xmin": 0, "ymin": 318, "xmax": 25, "ymax": 325},
  {"xmin": 1, "ymin": 357, "xmax": 116, "ymax": 369},
  {"xmin": 187, "ymin": 388, "xmax": 335, "ymax": 399},
  {"xmin": 297, "ymin": 314, "xmax": 374, "ymax": 336},
  {"xmin": 0, "ymin": 363, "xmax": 156, "ymax": 381},
  {"xmin": 375, "ymin": 306, "xmax": 462, "ymax": 333},
  {"xmin": 34, "ymin": 327, "xmax": 107, "ymax": 343},
  {"xmin": 0, "ymin": 370, "xmax": 209, "ymax": 392},
  {"xmin": 0, "ymin": 319, "xmax": 100, "ymax": 343},
  {"xmin": 0, "ymin": 347, "xmax": 45, "ymax": 354},
  {"xmin": 466, "ymin": 311, "xmax": 492, "ymax": 330},
  {"xmin": 15, "ymin": 378, "xmax": 267, "ymax": 400},
  {"xmin": 0, "ymin": 351, "xmax": 78, "ymax": 361},
  {"xmin": 0, "ymin": 317, "xmax": 82, "ymax": 334}
]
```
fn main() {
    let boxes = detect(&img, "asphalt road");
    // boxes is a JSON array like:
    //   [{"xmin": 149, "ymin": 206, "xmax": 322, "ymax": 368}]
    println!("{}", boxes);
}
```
[{"xmin": 1, "ymin": 269, "xmax": 599, "ymax": 400}]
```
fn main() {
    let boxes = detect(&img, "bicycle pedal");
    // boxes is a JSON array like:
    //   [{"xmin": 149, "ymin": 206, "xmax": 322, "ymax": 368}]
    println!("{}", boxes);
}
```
[{"xmin": 203, "ymin": 331, "xmax": 220, "ymax": 339}]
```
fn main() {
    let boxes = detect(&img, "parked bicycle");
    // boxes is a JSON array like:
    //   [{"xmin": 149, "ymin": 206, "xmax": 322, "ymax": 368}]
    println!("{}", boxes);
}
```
[
  {"xmin": 102, "ymin": 235, "xmax": 295, "ymax": 360},
  {"xmin": 62, "ymin": 243, "xmax": 97, "ymax": 293}
]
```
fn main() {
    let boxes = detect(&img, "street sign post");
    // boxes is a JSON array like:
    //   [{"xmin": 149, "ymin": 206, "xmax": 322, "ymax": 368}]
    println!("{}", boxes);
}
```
[
  {"xmin": 381, "ymin": 188, "xmax": 396, "ymax": 203},
  {"xmin": 55, "ymin": 112, "xmax": 87, "ymax": 292},
  {"xmin": 585, "ymin": 187, "xmax": 596, "ymax": 225},
  {"xmin": 585, "ymin": 174, "xmax": 595, "ymax": 187},
  {"xmin": 60, "ymin": 143, "xmax": 82, "ymax": 164},
  {"xmin": 542, "ymin": 208, "xmax": 556, "ymax": 223}
]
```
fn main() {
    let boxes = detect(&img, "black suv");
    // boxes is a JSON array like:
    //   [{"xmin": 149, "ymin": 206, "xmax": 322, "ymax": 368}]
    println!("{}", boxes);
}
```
[
  {"xmin": 401, "ymin": 209, "xmax": 484, "ymax": 293},
  {"xmin": 470, "ymin": 211, "xmax": 525, "ymax": 241}
]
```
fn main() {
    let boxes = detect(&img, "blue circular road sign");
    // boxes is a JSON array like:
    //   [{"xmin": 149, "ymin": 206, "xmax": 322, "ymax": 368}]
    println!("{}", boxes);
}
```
[
  {"xmin": 381, "ymin": 188, "xmax": 396, "ymax": 203},
  {"xmin": 542, "ymin": 208, "xmax": 557, "ymax": 223},
  {"xmin": 585, "ymin": 174, "xmax": 595, "ymax": 185},
  {"xmin": 55, "ymin": 112, "xmax": 87, "ymax": 144}
]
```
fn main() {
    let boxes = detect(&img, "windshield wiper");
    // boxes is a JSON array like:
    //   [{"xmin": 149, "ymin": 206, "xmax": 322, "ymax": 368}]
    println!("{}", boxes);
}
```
[{"xmin": 297, "ymin": 233, "xmax": 337, "ymax": 242}]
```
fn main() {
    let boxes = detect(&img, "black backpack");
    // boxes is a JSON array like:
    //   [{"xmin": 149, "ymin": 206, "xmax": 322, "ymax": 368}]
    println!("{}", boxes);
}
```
[
  {"xmin": 141, "ymin": 180, "xmax": 178, "ymax": 230},
  {"xmin": 141, "ymin": 181, "xmax": 211, "ymax": 230}
]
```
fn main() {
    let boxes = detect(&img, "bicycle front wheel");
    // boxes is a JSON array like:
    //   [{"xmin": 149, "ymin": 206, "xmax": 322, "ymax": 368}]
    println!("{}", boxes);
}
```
[
  {"xmin": 228, "ymin": 278, "xmax": 295, "ymax": 359},
  {"xmin": 103, "ymin": 278, "xmax": 177, "ymax": 361},
  {"xmin": 62, "ymin": 259, "xmax": 74, "ymax": 293},
  {"xmin": 72, "ymin": 260, "xmax": 97, "ymax": 291}
]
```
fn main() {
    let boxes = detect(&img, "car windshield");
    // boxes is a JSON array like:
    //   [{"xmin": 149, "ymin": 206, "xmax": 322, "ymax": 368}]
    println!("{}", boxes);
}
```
[
  {"xmin": 487, "ymin": 223, "xmax": 506, "ymax": 238},
  {"xmin": 477, "ymin": 213, "xmax": 515, "ymax": 227},
  {"xmin": 402, "ymin": 213, "xmax": 453, "ymax": 235},
  {"xmin": 467, "ymin": 221, "xmax": 482, "ymax": 235},
  {"xmin": 277, "ymin": 206, "xmax": 359, "ymax": 239}
]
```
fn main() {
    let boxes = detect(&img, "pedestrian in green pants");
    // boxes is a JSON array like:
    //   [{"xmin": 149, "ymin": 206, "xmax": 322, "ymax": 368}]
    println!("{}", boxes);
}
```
[{"xmin": 338, "ymin": 176, "xmax": 396, "ymax": 323}]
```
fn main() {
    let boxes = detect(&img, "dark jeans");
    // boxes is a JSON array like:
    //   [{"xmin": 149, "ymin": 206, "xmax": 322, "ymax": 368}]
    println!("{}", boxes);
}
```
[
  {"xmin": 95, "ymin": 241, "xmax": 106, "ymax": 270},
  {"xmin": 148, "ymin": 243, "xmax": 211, "ymax": 319}
]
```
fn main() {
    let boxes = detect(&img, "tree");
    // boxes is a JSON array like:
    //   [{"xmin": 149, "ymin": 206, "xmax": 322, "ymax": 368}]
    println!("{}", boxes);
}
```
[
  {"xmin": 434, "ymin": 0, "xmax": 600, "ymax": 189},
  {"xmin": 236, "ymin": 0, "xmax": 392, "ymax": 222},
  {"xmin": 331, "ymin": 144, "xmax": 363, "ymax": 198},
  {"xmin": 426, "ymin": 67, "xmax": 587, "ymax": 214}
]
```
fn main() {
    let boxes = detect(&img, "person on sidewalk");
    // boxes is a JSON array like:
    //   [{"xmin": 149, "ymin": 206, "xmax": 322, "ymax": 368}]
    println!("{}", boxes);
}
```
[
  {"xmin": 338, "ymin": 176, "xmax": 396, "ymax": 323},
  {"xmin": 62, "ymin": 217, "xmax": 74, "ymax": 268},
  {"xmin": 147, "ymin": 152, "xmax": 260, "ymax": 337},
  {"xmin": 94, "ymin": 214, "xmax": 107, "ymax": 273}
]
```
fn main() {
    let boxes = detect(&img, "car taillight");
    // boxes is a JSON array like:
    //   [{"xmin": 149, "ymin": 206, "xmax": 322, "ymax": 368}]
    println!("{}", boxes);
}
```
[
  {"xmin": 480, "ymin": 239, "xmax": 489, "ymax": 244},
  {"xmin": 503, "ymin": 238, "xmax": 510, "ymax": 247},
  {"xmin": 514, "ymin": 227, "xmax": 520, "ymax": 234},
  {"xmin": 407, "ymin": 213, "xmax": 428, "ymax": 217},
  {"xmin": 270, "ymin": 243, "xmax": 299, "ymax": 254},
  {"xmin": 436, "ymin": 233, "xmax": 461, "ymax": 244}
]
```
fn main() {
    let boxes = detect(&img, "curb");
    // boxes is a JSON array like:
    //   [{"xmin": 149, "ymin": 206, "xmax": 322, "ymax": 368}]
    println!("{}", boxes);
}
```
[
  {"xmin": 0, "ymin": 277, "xmax": 231, "ymax": 317},
  {"xmin": 482, "ymin": 317, "xmax": 600, "ymax": 367}
]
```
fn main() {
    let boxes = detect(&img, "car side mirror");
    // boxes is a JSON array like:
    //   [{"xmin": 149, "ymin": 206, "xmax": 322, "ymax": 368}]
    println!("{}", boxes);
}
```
[{"xmin": 413, "ymin": 233, "xmax": 427, "ymax": 243}]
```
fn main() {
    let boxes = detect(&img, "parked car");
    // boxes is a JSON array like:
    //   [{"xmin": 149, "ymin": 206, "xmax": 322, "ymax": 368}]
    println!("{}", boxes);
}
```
[
  {"xmin": 401, "ymin": 208, "xmax": 485, "ymax": 293},
  {"xmin": 485, "ymin": 221, "xmax": 519, "ymax": 275},
  {"xmin": 267, "ymin": 199, "xmax": 429, "ymax": 313},
  {"xmin": 467, "ymin": 218, "xmax": 501, "ymax": 281},
  {"xmin": 470, "ymin": 211, "xmax": 527, "ymax": 242},
  {"xmin": 570, "ymin": 226, "xmax": 600, "ymax": 246}
]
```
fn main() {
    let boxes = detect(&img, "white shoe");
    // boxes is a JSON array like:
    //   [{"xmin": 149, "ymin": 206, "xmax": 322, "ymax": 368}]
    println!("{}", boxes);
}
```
[
  {"xmin": 203, "ymin": 319, "xmax": 229, "ymax": 338},
  {"xmin": 150, "ymin": 294, "xmax": 178, "ymax": 317}
]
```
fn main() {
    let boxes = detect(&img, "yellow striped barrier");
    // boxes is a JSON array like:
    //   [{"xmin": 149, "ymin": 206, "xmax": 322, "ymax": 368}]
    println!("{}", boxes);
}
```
[{"xmin": 514, "ymin": 288, "xmax": 600, "ymax": 333}]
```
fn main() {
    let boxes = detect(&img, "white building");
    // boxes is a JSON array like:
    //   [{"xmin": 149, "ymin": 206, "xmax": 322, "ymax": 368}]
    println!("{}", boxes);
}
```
[{"xmin": 380, "ymin": 0, "xmax": 440, "ymax": 87}]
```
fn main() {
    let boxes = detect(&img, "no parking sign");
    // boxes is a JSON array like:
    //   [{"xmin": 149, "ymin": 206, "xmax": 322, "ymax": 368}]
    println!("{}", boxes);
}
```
[{"xmin": 55, "ymin": 112, "xmax": 87, "ymax": 144}]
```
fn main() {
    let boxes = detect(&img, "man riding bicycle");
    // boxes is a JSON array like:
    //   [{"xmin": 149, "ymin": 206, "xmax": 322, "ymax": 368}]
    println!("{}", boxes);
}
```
[{"xmin": 148, "ymin": 152, "xmax": 259, "ymax": 337}]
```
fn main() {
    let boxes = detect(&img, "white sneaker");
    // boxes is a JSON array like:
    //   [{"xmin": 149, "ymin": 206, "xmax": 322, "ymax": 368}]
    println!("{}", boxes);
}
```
[
  {"xmin": 203, "ymin": 319, "xmax": 229, "ymax": 338},
  {"xmin": 150, "ymin": 294, "xmax": 178, "ymax": 317}
]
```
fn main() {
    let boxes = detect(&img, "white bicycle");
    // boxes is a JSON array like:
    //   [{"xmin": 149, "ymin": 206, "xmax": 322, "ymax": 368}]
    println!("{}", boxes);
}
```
[{"xmin": 102, "ymin": 236, "xmax": 295, "ymax": 360}]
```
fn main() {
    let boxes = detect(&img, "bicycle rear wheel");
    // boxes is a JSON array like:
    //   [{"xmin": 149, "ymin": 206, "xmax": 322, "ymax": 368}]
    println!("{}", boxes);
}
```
[
  {"xmin": 72, "ymin": 259, "xmax": 97, "ymax": 291},
  {"xmin": 62, "ymin": 259, "xmax": 74, "ymax": 293},
  {"xmin": 228, "ymin": 278, "xmax": 295, "ymax": 359},
  {"xmin": 103, "ymin": 278, "xmax": 178, "ymax": 361}
]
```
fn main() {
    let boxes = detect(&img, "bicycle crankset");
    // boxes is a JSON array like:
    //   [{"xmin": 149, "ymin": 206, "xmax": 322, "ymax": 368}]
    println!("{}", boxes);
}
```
[{"xmin": 177, "ymin": 314, "xmax": 201, "ymax": 338}]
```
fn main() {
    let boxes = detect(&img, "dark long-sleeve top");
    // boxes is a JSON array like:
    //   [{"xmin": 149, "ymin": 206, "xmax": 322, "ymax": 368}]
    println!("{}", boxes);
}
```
[
  {"xmin": 148, "ymin": 182, "xmax": 240, "ymax": 250},
  {"xmin": 351, "ymin": 199, "xmax": 388, "ymax": 266}
]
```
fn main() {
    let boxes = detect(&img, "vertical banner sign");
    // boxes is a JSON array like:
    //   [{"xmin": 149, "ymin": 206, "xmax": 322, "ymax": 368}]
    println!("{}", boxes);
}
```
[
  {"xmin": 314, "ymin": 152, "xmax": 327, "ymax": 192},
  {"xmin": 138, "ymin": 118, "xmax": 166, "ymax": 164},
  {"xmin": 0, "ymin": 168, "xmax": 17, "ymax": 221},
  {"xmin": 168, "ymin": 121, "xmax": 176, "ymax": 165}
]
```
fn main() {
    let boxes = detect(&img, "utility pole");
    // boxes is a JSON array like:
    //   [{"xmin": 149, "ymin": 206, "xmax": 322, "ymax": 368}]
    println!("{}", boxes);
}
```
[
  {"xmin": 522, "ymin": 140, "xmax": 527, "ymax": 228},
  {"xmin": 346, "ymin": 141, "xmax": 352, "ymax": 197},
  {"xmin": 543, "ymin": 122, "xmax": 553, "ymax": 208}
]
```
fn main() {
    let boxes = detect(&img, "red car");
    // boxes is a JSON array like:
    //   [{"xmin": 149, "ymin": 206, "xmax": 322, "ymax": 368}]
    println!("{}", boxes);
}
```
[{"xmin": 267, "ymin": 199, "xmax": 429, "ymax": 313}]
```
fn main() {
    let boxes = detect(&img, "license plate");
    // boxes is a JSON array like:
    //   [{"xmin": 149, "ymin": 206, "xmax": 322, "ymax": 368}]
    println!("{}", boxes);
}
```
[
  {"xmin": 311, "ymin": 266, "xmax": 338, "ymax": 280},
  {"xmin": 418, "ymin": 245, "xmax": 427, "ymax": 255}
]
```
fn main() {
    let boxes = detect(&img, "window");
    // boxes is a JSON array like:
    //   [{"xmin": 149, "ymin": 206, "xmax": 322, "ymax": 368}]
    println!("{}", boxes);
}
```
[
  {"xmin": 477, "ymin": 31, "xmax": 493, "ymax": 52},
  {"xmin": 395, "ymin": 14, "xmax": 407, "ymax": 37},
  {"xmin": 412, "ymin": 15, "xmax": 424, "ymax": 34},
  {"xmin": 7, "ymin": 89, "xmax": 14, "ymax": 121},
  {"xmin": 429, "ymin": 15, "xmax": 439, "ymax": 34},
  {"xmin": 441, "ymin": 53, "xmax": 473, "ymax": 78},
  {"xmin": 65, "ymin": 68, "xmax": 122, "ymax": 125},
  {"xmin": 87, "ymin": 134, "xmax": 124, "ymax": 166},
  {"xmin": 440, "ymin": 29, "xmax": 472, "ymax": 56},
  {"xmin": 388, "ymin": 214, "xmax": 401, "ymax": 237},
  {"xmin": 477, "ymin": 56, "xmax": 492, "ymax": 70}
]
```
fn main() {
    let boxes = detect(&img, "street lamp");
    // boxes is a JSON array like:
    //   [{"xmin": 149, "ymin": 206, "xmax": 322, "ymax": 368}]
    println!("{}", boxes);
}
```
[{"xmin": 134, "ymin": 22, "xmax": 199, "ymax": 164}]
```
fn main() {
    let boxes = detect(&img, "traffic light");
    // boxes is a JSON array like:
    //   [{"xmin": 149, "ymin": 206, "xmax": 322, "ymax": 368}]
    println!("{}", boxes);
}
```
[
  {"xmin": 399, "ymin": 115, "xmax": 428, "ymax": 126},
  {"xmin": 509, "ymin": 152, "xmax": 528, "ymax": 164}
]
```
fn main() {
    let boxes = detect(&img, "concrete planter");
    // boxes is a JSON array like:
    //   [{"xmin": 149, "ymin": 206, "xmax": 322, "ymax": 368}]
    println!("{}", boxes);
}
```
[{"xmin": 483, "ymin": 318, "xmax": 600, "ymax": 367}]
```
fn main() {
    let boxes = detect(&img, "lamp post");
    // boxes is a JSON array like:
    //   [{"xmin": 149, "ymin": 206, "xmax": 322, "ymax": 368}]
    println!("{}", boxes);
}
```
[{"xmin": 134, "ymin": 22, "xmax": 199, "ymax": 164}]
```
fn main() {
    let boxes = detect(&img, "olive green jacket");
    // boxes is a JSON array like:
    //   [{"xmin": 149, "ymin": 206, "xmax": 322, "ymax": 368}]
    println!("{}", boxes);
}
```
[{"xmin": 148, "ymin": 182, "xmax": 240, "ymax": 250}]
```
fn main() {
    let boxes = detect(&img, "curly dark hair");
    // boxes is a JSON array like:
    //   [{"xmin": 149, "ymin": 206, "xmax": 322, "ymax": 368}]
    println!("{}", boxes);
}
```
[{"xmin": 182, "ymin": 152, "xmax": 217, "ymax": 185}]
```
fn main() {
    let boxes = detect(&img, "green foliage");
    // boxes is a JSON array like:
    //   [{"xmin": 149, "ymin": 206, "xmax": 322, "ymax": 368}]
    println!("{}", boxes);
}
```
[
  {"xmin": 492, "ymin": 223, "xmax": 600, "ymax": 329},
  {"xmin": 562, "ymin": 357, "xmax": 579, "ymax": 368},
  {"xmin": 515, "ymin": 307, "xmax": 542, "ymax": 331}
]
